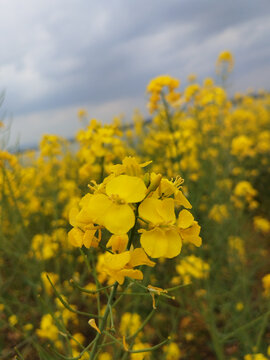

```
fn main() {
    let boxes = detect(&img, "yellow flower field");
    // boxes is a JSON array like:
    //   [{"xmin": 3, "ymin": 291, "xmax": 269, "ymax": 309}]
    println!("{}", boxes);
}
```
[{"xmin": 0, "ymin": 52, "xmax": 270, "ymax": 359}]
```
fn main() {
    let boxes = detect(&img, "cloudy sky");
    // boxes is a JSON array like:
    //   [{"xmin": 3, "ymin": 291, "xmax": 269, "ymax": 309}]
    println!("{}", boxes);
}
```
[{"xmin": 0, "ymin": 0, "xmax": 270, "ymax": 147}]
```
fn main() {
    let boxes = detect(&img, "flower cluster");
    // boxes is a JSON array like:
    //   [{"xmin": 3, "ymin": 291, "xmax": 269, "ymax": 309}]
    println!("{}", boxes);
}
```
[
  {"xmin": 68, "ymin": 157, "xmax": 201, "ymax": 285},
  {"xmin": 147, "ymin": 75, "xmax": 180, "ymax": 113}
]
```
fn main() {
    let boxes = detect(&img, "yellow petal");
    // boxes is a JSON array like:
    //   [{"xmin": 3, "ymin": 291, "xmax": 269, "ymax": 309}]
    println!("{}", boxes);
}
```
[
  {"xmin": 180, "ymin": 222, "xmax": 202, "ymax": 247},
  {"xmin": 175, "ymin": 190, "xmax": 192, "ymax": 209},
  {"xmin": 150, "ymin": 292, "xmax": 156, "ymax": 309},
  {"xmin": 103, "ymin": 203, "xmax": 135, "ymax": 234},
  {"xmin": 139, "ymin": 198, "xmax": 163, "ymax": 225},
  {"xmin": 123, "ymin": 336, "xmax": 129, "ymax": 351},
  {"xmin": 140, "ymin": 228, "xmax": 168, "ymax": 258},
  {"xmin": 164, "ymin": 228, "xmax": 182, "ymax": 258},
  {"xmin": 76, "ymin": 207, "xmax": 93, "ymax": 224},
  {"xmin": 156, "ymin": 198, "xmax": 176, "ymax": 224},
  {"xmin": 139, "ymin": 198, "xmax": 175, "ymax": 225},
  {"xmin": 159, "ymin": 178, "xmax": 175, "ymax": 196},
  {"xmin": 148, "ymin": 172, "xmax": 162, "ymax": 192},
  {"xmin": 88, "ymin": 319, "xmax": 101, "ymax": 334},
  {"xmin": 106, "ymin": 175, "xmax": 147, "ymax": 203},
  {"xmin": 110, "ymin": 269, "xmax": 125, "ymax": 285},
  {"xmin": 178, "ymin": 209, "xmax": 194, "ymax": 229},
  {"xmin": 83, "ymin": 229, "xmax": 96, "ymax": 248},
  {"xmin": 104, "ymin": 268, "xmax": 140, "ymax": 285},
  {"xmin": 69, "ymin": 207, "xmax": 79, "ymax": 227},
  {"xmin": 118, "ymin": 269, "xmax": 143, "ymax": 282},
  {"xmin": 81, "ymin": 194, "xmax": 112, "ymax": 225},
  {"xmin": 68, "ymin": 228, "xmax": 84, "ymax": 247},
  {"xmin": 79, "ymin": 193, "xmax": 92, "ymax": 207},
  {"xmin": 191, "ymin": 236, "xmax": 202, "ymax": 247},
  {"xmin": 107, "ymin": 234, "xmax": 128, "ymax": 253},
  {"xmin": 128, "ymin": 248, "xmax": 155, "ymax": 268},
  {"xmin": 104, "ymin": 252, "xmax": 130, "ymax": 270}
]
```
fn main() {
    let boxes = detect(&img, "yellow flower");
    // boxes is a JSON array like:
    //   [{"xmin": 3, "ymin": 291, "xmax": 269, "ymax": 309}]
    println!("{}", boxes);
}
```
[
  {"xmin": 120, "ymin": 312, "xmax": 142, "ymax": 337},
  {"xmin": 174, "ymin": 190, "xmax": 192, "ymax": 209},
  {"xmin": 176, "ymin": 255, "xmax": 209, "ymax": 284},
  {"xmin": 177, "ymin": 209, "xmax": 194, "ymax": 229},
  {"xmin": 228, "ymin": 236, "xmax": 245, "ymax": 261},
  {"xmin": 41, "ymin": 272, "xmax": 59, "ymax": 295},
  {"xmin": 139, "ymin": 198, "xmax": 182, "ymax": 258},
  {"xmin": 77, "ymin": 109, "xmax": 87, "ymax": 119},
  {"xmin": 254, "ymin": 216, "xmax": 270, "ymax": 234},
  {"xmin": 98, "ymin": 353, "xmax": 112, "ymax": 360},
  {"xmin": 262, "ymin": 273, "xmax": 270, "ymax": 297},
  {"xmin": 163, "ymin": 342, "xmax": 181, "ymax": 360},
  {"xmin": 231, "ymin": 135, "xmax": 254, "ymax": 158},
  {"xmin": 72, "ymin": 175, "xmax": 147, "ymax": 235},
  {"xmin": 36, "ymin": 314, "xmax": 59, "ymax": 341},
  {"xmin": 70, "ymin": 332, "xmax": 85, "ymax": 348},
  {"xmin": 139, "ymin": 198, "xmax": 176, "ymax": 226},
  {"xmin": 147, "ymin": 75, "xmax": 180, "ymax": 113},
  {"xmin": 102, "ymin": 248, "xmax": 155, "ymax": 285},
  {"xmin": 234, "ymin": 181, "xmax": 257, "ymax": 200},
  {"xmin": 87, "ymin": 193, "xmax": 135, "ymax": 235},
  {"xmin": 140, "ymin": 227, "xmax": 182, "ymax": 258},
  {"xmin": 106, "ymin": 175, "xmax": 147, "ymax": 203},
  {"xmin": 109, "ymin": 156, "xmax": 151, "ymax": 177},
  {"xmin": 178, "ymin": 221, "xmax": 202, "ymax": 247},
  {"xmin": 107, "ymin": 234, "xmax": 128, "ymax": 253},
  {"xmin": 216, "ymin": 50, "xmax": 234, "ymax": 73},
  {"xmin": 244, "ymin": 354, "xmax": 268, "ymax": 360},
  {"xmin": 8, "ymin": 315, "xmax": 18, "ymax": 326},
  {"xmin": 235, "ymin": 302, "xmax": 244, "ymax": 311},
  {"xmin": 203, "ymin": 77, "xmax": 214, "ymax": 87},
  {"xmin": 23, "ymin": 323, "xmax": 33, "ymax": 331},
  {"xmin": 209, "ymin": 204, "xmax": 229, "ymax": 223},
  {"xmin": 131, "ymin": 342, "xmax": 151, "ymax": 360},
  {"xmin": 184, "ymin": 84, "xmax": 200, "ymax": 102},
  {"xmin": 68, "ymin": 226, "xmax": 99, "ymax": 249},
  {"xmin": 139, "ymin": 197, "xmax": 200, "ymax": 258},
  {"xmin": 187, "ymin": 73, "xmax": 197, "ymax": 82}
]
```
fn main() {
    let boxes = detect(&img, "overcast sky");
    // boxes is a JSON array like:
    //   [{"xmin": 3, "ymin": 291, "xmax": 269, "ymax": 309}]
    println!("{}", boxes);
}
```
[{"xmin": 1, "ymin": 0, "xmax": 270, "ymax": 147}]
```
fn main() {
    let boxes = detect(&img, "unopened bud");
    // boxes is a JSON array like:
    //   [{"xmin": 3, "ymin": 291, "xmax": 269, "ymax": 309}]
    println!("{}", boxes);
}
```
[{"xmin": 148, "ymin": 173, "xmax": 162, "ymax": 192}]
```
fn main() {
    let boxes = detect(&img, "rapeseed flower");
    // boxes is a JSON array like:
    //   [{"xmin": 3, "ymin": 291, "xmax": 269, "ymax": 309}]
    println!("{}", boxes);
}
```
[
  {"xmin": 139, "ymin": 197, "xmax": 201, "ymax": 258},
  {"xmin": 102, "ymin": 248, "xmax": 155, "ymax": 285}
]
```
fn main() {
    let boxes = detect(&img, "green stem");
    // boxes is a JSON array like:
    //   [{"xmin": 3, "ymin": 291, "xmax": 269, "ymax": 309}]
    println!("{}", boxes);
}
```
[
  {"xmin": 255, "ymin": 307, "xmax": 270, "ymax": 350},
  {"xmin": 46, "ymin": 275, "xmax": 101, "ymax": 319},
  {"xmin": 165, "ymin": 283, "xmax": 191, "ymax": 292},
  {"xmin": 128, "ymin": 338, "xmax": 169, "ymax": 353},
  {"xmin": 89, "ymin": 282, "xmax": 119, "ymax": 359},
  {"xmin": 221, "ymin": 309, "xmax": 270, "ymax": 342},
  {"xmin": 161, "ymin": 93, "xmax": 181, "ymax": 173},
  {"xmin": 121, "ymin": 307, "xmax": 157, "ymax": 360},
  {"xmin": 89, "ymin": 204, "xmax": 140, "ymax": 359},
  {"xmin": 70, "ymin": 279, "xmax": 113, "ymax": 294}
]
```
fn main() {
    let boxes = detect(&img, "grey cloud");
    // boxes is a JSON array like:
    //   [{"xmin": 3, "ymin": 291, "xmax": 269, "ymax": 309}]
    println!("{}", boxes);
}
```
[{"xmin": 0, "ymin": 0, "xmax": 270, "ymax": 145}]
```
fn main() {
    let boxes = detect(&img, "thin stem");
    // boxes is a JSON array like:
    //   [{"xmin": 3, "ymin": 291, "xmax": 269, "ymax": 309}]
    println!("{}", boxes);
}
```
[
  {"xmin": 70, "ymin": 279, "xmax": 113, "ymax": 294},
  {"xmin": 46, "ymin": 275, "xmax": 101, "ymax": 319},
  {"xmin": 255, "ymin": 306, "xmax": 270, "ymax": 350},
  {"xmin": 128, "ymin": 308, "xmax": 155, "ymax": 340},
  {"xmin": 165, "ymin": 283, "xmax": 191, "ymax": 292},
  {"xmin": 221, "ymin": 309, "xmax": 270, "ymax": 342},
  {"xmin": 89, "ymin": 204, "xmax": 139, "ymax": 359},
  {"xmin": 89, "ymin": 282, "xmax": 119, "ymax": 359},
  {"xmin": 128, "ymin": 338, "xmax": 169, "ymax": 353}
]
